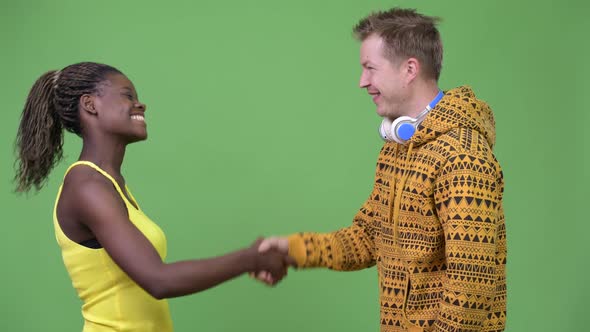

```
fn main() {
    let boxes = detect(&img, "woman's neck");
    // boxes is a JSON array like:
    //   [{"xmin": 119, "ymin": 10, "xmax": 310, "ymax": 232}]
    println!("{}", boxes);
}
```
[{"xmin": 79, "ymin": 134, "xmax": 127, "ymax": 178}]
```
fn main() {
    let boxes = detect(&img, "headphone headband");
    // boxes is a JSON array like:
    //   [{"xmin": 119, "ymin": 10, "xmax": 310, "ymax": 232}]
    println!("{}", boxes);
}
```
[{"xmin": 378, "ymin": 90, "xmax": 444, "ymax": 143}]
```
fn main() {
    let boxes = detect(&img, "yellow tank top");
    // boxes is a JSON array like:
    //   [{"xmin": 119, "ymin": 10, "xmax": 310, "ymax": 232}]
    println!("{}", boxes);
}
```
[{"xmin": 53, "ymin": 161, "xmax": 174, "ymax": 332}]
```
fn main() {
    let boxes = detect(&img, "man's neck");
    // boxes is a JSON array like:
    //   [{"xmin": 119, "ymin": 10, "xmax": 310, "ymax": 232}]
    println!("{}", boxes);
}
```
[{"xmin": 404, "ymin": 81, "xmax": 440, "ymax": 119}]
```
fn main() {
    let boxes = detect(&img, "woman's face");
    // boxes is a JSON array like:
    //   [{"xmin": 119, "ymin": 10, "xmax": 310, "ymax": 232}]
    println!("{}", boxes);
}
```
[{"xmin": 91, "ymin": 73, "xmax": 148, "ymax": 143}]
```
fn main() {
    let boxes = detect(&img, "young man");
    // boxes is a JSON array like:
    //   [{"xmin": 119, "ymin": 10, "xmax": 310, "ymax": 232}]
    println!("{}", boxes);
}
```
[{"xmin": 258, "ymin": 8, "xmax": 506, "ymax": 332}]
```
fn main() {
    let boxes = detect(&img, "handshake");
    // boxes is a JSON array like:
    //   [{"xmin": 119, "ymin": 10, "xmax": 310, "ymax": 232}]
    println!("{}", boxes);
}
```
[{"xmin": 248, "ymin": 237, "xmax": 293, "ymax": 286}]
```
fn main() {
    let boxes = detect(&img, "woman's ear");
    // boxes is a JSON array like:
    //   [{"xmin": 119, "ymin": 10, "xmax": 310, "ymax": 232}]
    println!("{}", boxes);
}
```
[{"xmin": 80, "ymin": 94, "xmax": 98, "ymax": 115}]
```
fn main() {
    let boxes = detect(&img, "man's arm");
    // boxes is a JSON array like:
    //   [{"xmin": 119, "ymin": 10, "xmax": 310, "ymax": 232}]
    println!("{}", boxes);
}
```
[
  {"xmin": 259, "ymin": 189, "xmax": 380, "ymax": 272},
  {"xmin": 287, "ymin": 198, "xmax": 379, "ymax": 270},
  {"xmin": 432, "ymin": 152, "xmax": 504, "ymax": 331}
]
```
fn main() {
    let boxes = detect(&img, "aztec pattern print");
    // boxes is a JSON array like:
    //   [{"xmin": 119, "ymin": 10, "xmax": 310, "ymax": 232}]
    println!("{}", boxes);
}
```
[{"xmin": 288, "ymin": 86, "xmax": 506, "ymax": 332}]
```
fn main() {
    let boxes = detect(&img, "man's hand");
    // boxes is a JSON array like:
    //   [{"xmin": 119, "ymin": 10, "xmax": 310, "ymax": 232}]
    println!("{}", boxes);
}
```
[{"xmin": 250, "ymin": 236, "xmax": 292, "ymax": 285}]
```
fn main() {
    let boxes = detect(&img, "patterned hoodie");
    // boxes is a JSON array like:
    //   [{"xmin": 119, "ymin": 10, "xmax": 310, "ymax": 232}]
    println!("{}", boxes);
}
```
[{"xmin": 288, "ymin": 86, "xmax": 506, "ymax": 332}]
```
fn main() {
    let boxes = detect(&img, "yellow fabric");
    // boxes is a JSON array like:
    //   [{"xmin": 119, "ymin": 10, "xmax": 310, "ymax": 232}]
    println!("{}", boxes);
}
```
[
  {"xmin": 53, "ymin": 161, "xmax": 173, "ymax": 332},
  {"xmin": 288, "ymin": 86, "xmax": 506, "ymax": 332}
]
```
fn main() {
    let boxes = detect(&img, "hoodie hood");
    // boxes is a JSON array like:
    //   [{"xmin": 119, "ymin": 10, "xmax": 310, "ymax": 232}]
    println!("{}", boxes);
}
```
[{"xmin": 411, "ymin": 86, "xmax": 496, "ymax": 148}]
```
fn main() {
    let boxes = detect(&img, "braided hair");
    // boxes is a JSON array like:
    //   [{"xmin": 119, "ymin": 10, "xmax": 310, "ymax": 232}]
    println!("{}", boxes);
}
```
[{"xmin": 14, "ymin": 62, "xmax": 122, "ymax": 192}]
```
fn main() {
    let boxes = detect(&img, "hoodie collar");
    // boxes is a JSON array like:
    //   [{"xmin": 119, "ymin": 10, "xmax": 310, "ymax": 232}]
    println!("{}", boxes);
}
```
[{"xmin": 409, "ymin": 86, "xmax": 496, "ymax": 148}]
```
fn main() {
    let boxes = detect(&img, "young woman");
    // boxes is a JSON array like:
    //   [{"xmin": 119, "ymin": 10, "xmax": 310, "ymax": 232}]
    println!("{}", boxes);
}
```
[{"xmin": 15, "ymin": 62, "xmax": 291, "ymax": 331}]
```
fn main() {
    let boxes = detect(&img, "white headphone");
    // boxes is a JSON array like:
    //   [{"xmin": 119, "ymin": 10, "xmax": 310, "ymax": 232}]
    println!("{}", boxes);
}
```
[{"xmin": 378, "ymin": 90, "xmax": 444, "ymax": 143}]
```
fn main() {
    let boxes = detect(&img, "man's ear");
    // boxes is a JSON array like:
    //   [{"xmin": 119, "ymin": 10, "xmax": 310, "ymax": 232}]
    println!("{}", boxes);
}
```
[
  {"xmin": 80, "ymin": 94, "xmax": 98, "ymax": 115},
  {"xmin": 404, "ymin": 57, "xmax": 420, "ymax": 84}
]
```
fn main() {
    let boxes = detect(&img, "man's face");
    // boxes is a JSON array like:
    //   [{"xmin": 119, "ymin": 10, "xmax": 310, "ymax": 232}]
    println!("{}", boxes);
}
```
[{"xmin": 359, "ymin": 34, "xmax": 409, "ymax": 119}]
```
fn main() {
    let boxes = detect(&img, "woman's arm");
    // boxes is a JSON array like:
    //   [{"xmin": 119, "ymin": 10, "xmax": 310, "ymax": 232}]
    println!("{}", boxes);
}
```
[{"xmin": 70, "ymin": 176, "xmax": 292, "ymax": 299}]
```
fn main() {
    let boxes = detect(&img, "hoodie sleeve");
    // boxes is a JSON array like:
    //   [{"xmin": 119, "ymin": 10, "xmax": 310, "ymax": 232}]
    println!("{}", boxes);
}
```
[
  {"xmin": 286, "ymin": 192, "xmax": 379, "ymax": 271},
  {"xmin": 432, "ymin": 152, "xmax": 504, "ymax": 331}
]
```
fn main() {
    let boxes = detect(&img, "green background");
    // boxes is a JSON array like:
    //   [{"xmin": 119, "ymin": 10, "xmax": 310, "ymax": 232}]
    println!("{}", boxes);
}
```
[{"xmin": 1, "ymin": 0, "xmax": 588, "ymax": 331}]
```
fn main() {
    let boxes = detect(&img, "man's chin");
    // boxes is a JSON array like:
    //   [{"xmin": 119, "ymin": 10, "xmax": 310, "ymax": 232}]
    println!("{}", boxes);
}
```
[{"xmin": 376, "ymin": 107, "xmax": 389, "ymax": 118}]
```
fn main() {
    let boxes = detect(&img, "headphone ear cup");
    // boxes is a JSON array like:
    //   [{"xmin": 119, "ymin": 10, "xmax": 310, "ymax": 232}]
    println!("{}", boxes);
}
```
[
  {"xmin": 379, "ymin": 118, "xmax": 394, "ymax": 141},
  {"xmin": 390, "ymin": 116, "xmax": 416, "ymax": 144}
]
